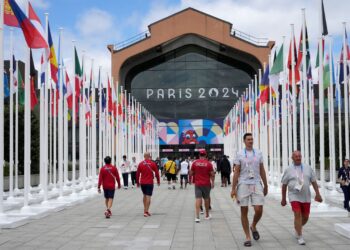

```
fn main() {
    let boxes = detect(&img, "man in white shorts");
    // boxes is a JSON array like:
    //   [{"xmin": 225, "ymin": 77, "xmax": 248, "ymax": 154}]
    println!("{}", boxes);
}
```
[{"xmin": 231, "ymin": 133, "xmax": 268, "ymax": 247}]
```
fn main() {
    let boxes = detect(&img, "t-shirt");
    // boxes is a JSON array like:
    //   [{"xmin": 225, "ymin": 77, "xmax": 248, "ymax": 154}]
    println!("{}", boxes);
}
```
[
  {"xmin": 281, "ymin": 164, "xmax": 316, "ymax": 203},
  {"xmin": 180, "ymin": 161, "xmax": 189, "ymax": 175},
  {"xmin": 233, "ymin": 148, "xmax": 264, "ymax": 185},
  {"xmin": 211, "ymin": 161, "xmax": 217, "ymax": 172},
  {"xmin": 98, "ymin": 164, "xmax": 121, "ymax": 190},
  {"xmin": 136, "ymin": 159, "xmax": 160, "ymax": 185},
  {"xmin": 130, "ymin": 161, "xmax": 138, "ymax": 172},
  {"xmin": 191, "ymin": 159, "xmax": 214, "ymax": 187},
  {"xmin": 164, "ymin": 160, "xmax": 177, "ymax": 174},
  {"xmin": 120, "ymin": 160, "xmax": 130, "ymax": 173}
]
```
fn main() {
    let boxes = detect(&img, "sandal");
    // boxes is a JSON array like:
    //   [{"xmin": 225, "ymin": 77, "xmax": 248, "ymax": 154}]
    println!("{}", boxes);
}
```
[
  {"xmin": 250, "ymin": 227, "xmax": 260, "ymax": 241},
  {"xmin": 244, "ymin": 240, "xmax": 252, "ymax": 247}
]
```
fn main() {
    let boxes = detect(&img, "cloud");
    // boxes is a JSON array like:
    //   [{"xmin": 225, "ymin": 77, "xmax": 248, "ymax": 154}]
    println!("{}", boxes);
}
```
[
  {"xmin": 76, "ymin": 8, "xmax": 114, "ymax": 37},
  {"xmin": 30, "ymin": 0, "xmax": 50, "ymax": 9}
]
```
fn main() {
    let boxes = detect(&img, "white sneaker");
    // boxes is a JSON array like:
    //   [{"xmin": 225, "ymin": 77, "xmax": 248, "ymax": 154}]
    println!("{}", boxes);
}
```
[
  {"xmin": 195, "ymin": 218, "xmax": 200, "ymax": 223},
  {"xmin": 200, "ymin": 211, "xmax": 204, "ymax": 215},
  {"xmin": 298, "ymin": 236, "xmax": 306, "ymax": 245},
  {"xmin": 205, "ymin": 214, "xmax": 211, "ymax": 220}
]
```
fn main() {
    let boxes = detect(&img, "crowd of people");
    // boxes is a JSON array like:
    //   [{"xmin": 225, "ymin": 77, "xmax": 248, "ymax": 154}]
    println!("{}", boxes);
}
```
[{"xmin": 97, "ymin": 132, "xmax": 350, "ymax": 247}]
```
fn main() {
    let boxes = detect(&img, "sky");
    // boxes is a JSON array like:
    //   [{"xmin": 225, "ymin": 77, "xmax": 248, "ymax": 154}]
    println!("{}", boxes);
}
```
[{"xmin": 3, "ymin": 0, "xmax": 350, "ymax": 85}]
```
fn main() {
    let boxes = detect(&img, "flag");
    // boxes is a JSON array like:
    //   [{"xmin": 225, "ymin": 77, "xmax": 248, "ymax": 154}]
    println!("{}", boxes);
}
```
[
  {"xmin": 74, "ymin": 47, "xmax": 82, "ymax": 100},
  {"xmin": 269, "ymin": 45, "xmax": 283, "ymax": 96},
  {"xmin": 65, "ymin": 69, "xmax": 73, "ymax": 110},
  {"xmin": 48, "ymin": 23, "xmax": 58, "ymax": 84},
  {"xmin": 4, "ymin": 73, "xmax": 10, "ymax": 98},
  {"xmin": 40, "ymin": 53, "xmax": 45, "ymax": 86},
  {"xmin": 8, "ymin": 0, "xmax": 48, "ymax": 48},
  {"xmin": 101, "ymin": 88, "xmax": 106, "ymax": 111},
  {"xmin": 321, "ymin": 0, "xmax": 328, "ymax": 36},
  {"xmin": 315, "ymin": 39, "xmax": 325, "ymax": 68},
  {"xmin": 12, "ymin": 55, "xmax": 18, "ymax": 92},
  {"xmin": 323, "ymin": 54, "xmax": 330, "ymax": 89},
  {"xmin": 339, "ymin": 28, "xmax": 350, "ymax": 84},
  {"xmin": 4, "ymin": 0, "xmax": 19, "ymax": 27},
  {"xmin": 244, "ymin": 92, "xmax": 249, "ymax": 114},
  {"xmin": 297, "ymin": 26, "xmax": 312, "ymax": 79},
  {"xmin": 30, "ymin": 50, "xmax": 38, "ymax": 110},
  {"xmin": 259, "ymin": 65, "xmax": 270, "ymax": 105},
  {"xmin": 287, "ymin": 37, "xmax": 300, "ymax": 84},
  {"xmin": 18, "ymin": 66, "xmax": 25, "ymax": 105}
]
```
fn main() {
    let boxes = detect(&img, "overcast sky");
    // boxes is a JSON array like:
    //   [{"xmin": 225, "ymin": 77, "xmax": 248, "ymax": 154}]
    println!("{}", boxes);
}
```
[{"xmin": 3, "ymin": 0, "xmax": 350, "ymax": 85}]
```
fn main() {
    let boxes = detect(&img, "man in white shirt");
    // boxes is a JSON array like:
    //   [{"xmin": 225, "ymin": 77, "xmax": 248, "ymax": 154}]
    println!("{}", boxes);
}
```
[
  {"xmin": 281, "ymin": 150, "xmax": 322, "ymax": 245},
  {"xmin": 120, "ymin": 155, "xmax": 130, "ymax": 189},
  {"xmin": 130, "ymin": 156, "xmax": 138, "ymax": 188},
  {"xmin": 180, "ymin": 159, "xmax": 189, "ymax": 189}
]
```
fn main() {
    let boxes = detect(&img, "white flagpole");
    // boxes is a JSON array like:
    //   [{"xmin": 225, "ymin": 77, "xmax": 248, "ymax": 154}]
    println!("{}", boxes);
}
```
[
  {"xmin": 302, "ymin": 9, "xmax": 310, "ymax": 166},
  {"xmin": 8, "ymin": 28, "xmax": 14, "ymax": 200},
  {"xmin": 115, "ymin": 83, "xmax": 119, "ymax": 164},
  {"xmin": 281, "ymin": 37, "xmax": 289, "ymax": 171},
  {"xmin": 318, "ymin": 0, "xmax": 326, "ymax": 200},
  {"xmin": 291, "ymin": 24, "xmax": 297, "ymax": 151},
  {"xmin": 63, "ymin": 67, "xmax": 69, "ymax": 186},
  {"xmin": 14, "ymin": 60, "xmax": 19, "ymax": 194},
  {"xmin": 57, "ymin": 28, "xmax": 64, "ymax": 198},
  {"xmin": 329, "ymin": 37, "xmax": 336, "ymax": 191},
  {"xmin": 0, "ymin": 0, "xmax": 5, "ymax": 214},
  {"xmin": 53, "ymin": 84, "xmax": 57, "ymax": 189},
  {"xmin": 71, "ymin": 41, "xmax": 77, "ymax": 195},
  {"xmin": 336, "ymin": 61, "xmax": 342, "ymax": 168},
  {"xmin": 98, "ymin": 71, "xmax": 103, "ymax": 169},
  {"xmin": 342, "ymin": 22, "xmax": 350, "ymax": 159}
]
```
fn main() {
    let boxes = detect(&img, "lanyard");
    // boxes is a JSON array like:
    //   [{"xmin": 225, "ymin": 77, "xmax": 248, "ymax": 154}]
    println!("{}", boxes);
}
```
[
  {"xmin": 244, "ymin": 149, "xmax": 255, "ymax": 158},
  {"xmin": 294, "ymin": 164, "xmax": 304, "ymax": 181}
]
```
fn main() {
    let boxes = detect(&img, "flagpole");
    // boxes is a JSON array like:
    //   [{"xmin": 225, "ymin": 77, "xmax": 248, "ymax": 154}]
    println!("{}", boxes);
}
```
[
  {"xmin": 318, "ymin": 0, "xmax": 326, "ymax": 201},
  {"xmin": 0, "ymin": 0, "xmax": 5, "ymax": 215},
  {"xmin": 71, "ymin": 40, "xmax": 77, "ymax": 195},
  {"xmin": 8, "ymin": 27, "xmax": 14, "ymax": 200},
  {"xmin": 57, "ymin": 28, "xmax": 64, "ymax": 199},
  {"xmin": 98, "ymin": 68, "xmax": 102, "ymax": 170},
  {"xmin": 14, "ymin": 60, "xmax": 19, "ymax": 194},
  {"xmin": 336, "ymin": 60, "xmax": 342, "ymax": 168},
  {"xmin": 64, "ymin": 66, "xmax": 69, "ymax": 187},
  {"xmin": 343, "ymin": 22, "xmax": 350, "ymax": 159},
  {"xmin": 291, "ymin": 24, "xmax": 297, "ymax": 151}
]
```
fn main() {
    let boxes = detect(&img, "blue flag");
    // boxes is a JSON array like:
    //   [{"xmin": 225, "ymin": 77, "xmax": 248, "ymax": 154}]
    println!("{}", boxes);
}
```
[{"xmin": 4, "ymin": 73, "xmax": 10, "ymax": 98}]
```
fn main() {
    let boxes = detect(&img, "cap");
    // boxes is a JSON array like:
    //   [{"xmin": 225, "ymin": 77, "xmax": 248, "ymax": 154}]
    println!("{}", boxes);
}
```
[{"xmin": 199, "ymin": 149, "xmax": 207, "ymax": 156}]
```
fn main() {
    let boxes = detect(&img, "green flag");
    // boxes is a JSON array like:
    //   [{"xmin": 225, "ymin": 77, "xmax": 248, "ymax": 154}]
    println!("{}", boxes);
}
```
[
  {"xmin": 323, "ymin": 55, "xmax": 330, "ymax": 89},
  {"xmin": 270, "ymin": 44, "xmax": 284, "ymax": 74},
  {"xmin": 18, "ymin": 69, "xmax": 25, "ymax": 105}
]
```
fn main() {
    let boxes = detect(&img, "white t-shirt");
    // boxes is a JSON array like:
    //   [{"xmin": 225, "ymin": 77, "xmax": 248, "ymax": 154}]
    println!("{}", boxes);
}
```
[
  {"xmin": 120, "ymin": 160, "xmax": 130, "ymax": 173},
  {"xmin": 211, "ymin": 160, "xmax": 217, "ymax": 172},
  {"xmin": 180, "ymin": 161, "xmax": 189, "ymax": 175},
  {"xmin": 130, "ymin": 161, "xmax": 138, "ymax": 172}
]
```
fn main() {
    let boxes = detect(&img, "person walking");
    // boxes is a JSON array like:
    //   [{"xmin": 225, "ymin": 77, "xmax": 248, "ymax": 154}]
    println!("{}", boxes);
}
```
[
  {"xmin": 163, "ymin": 156, "xmax": 177, "ymax": 189},
  {"xmin": 220, "ymin": 155, "xmax": 231, "ymax": 187},
  {"xmin": 98, "ymin": 156, "xmax": 121, "ymax": 218},
  {"xmin": 179, "ymin": 158, "xmax": 190, "ymax": 189},
  {"xmin": 120, "ymin": 155, "xmax": 130, "ymax": 189},
  {"xmin": 130, "ymin": 156, "xmax": 138, "ymax": 188},
  {"xmin": 190, "ymin": 149, "xmax": 215, "ymax": 223},
  {"xmin": 338, "ymin": 159, "xmax": 350, "ymax": 211},
  {"xmin": 136, "ymin": 152, "xmax": 160, "ymax": 217},
  {"xmin": 281, "ymin": 150, "xmax": 323, "ymax": 245},
  {"xmin": 231, "ymin": 133, "xmax": 268, "ymax": 247}
]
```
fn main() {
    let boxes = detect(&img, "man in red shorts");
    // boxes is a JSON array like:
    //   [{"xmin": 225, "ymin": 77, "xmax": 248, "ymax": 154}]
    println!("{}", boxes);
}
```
[
  {"xmin": 281, "ymin": 151, "xmax": 323, "ymax": 245},
  {"xmin": 136, "ymin": 152, "xmax": 160, "ymax": 217},
  {"xmin": 98, "ymin": 156, "xmax": 121, "ymax": 218},
  {"xmin": 189, "ymin": 149, "xmax": 215, "ymax": 223}
]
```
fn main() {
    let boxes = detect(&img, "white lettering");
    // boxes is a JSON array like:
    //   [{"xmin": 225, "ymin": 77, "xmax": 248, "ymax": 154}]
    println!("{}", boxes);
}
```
[
  {"xmin": 146, "ymin": 89, "xmax": 154, "ymax": 99},
  {"xmin": 179, "ymin": 88, "xmax": 182, "ymax": 99},
  {"xmin": 168, "ymin": 88, "xmax": 176, "ymax": 99},
  {"xmin": 209, "ymin": 88, "xmax": 219, "ymax": 98},
  {"xmin": 231, "ymin": 88, "xmax": 239, "ymax": 97},
  {"xmin": 199, "ymin": 88, "xmax": 205, "ymax": 98},
  {"xmin": 185, "ymin": 88, "xmax": 192, "ymax": 99},
  {"xmin": 222, "ymin": 88, "xmax": 229, "ymax": 98},
  {"xmin": 157, "ymin": 89, "xmax": 164, "ymax": 99}
]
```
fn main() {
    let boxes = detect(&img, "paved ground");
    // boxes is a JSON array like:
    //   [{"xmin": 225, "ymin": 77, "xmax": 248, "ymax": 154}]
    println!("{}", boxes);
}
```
[{"xmin": 0, "ymin": 178, "xmax": 350, "ymax": 250}]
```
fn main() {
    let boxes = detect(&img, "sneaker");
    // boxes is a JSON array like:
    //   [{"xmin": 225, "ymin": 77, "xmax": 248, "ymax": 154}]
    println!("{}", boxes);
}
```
[
  {"xmin": 105, "ymin": 211, "xmax": 110, "ymax": 219},
  {"xmin": 146, "ymin": 212, "xmax": 151, "ymax": 216},
  {"xmin": 195, "ymin": 217, "xmax": 200, "ymax": 223},
  {"xmin": 298, "ymin": 236, "xmax": 306, "ymax": 245},
  {"xmin": 205, "ymin": 214, "xmax": 211, "ymax": 220},
  {"xmin": 107, "ymin": 209, "xmax": 112, "ymax": 216},
  {"xmin": 144, "ymin": 212, "xmax": 150, "ymax": 217},
  {"xmin": 200, "ymin": 206, "xmax": 204, "ymax": 214},
  {"xmin": 172, "ymin": 186, "xmax": 176, "ymax": 190}
]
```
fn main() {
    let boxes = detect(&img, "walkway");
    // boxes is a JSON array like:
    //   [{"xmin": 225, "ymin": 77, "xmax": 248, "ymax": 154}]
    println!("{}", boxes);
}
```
[{"xmin": 0, "ymin": 179, "xmax": 349, "ymax": 250}]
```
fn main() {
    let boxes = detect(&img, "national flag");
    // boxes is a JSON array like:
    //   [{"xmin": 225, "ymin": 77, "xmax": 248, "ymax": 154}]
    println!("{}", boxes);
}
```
[
  {"xmin": 4, "ymin": 0, "xmax": 19, "ymax": 27},
  {"xmin": 74, "ymin": 47, "xmax": 82, "ymax": 100},
  {"xmin": 287, "ymin": 37, "xmax": 300, "ymax": 84},
  {"xmin": 4, "ymin": 73, "xmax": 10, "ymax": 98},
  {"xmin": 259, "ymin": 65, "xmax": 270, "ymax": 105},
  {"xmin": 84, "ymin": 95, "xmax": 91, "ymax": 119},
  {"xmin": 269, "ymin": 45, "xmax": 283, "ymax": 96},
  {"xmin": 315, "ymin": 39, "xmax": 325, "ymax": 68},
  {"xmin": 30, "ymin": 50, "xmax": 38, "ymax": 109},
  {"xmin": 65, "ymin": 69, "xmax": 73, "ymax": 110},
  {"xmin": 12, "ymin": 55, "xmax": 18, "ymax": 92},
  {"xmin": 323, "ymin": 53, "xmax": 336, "ymax": 90},
  {"xmin": 48, "ymin": 23, "xmax": 58, "ymax": 84},
  {"xmin": 297, "ymin": 26, "xmax": 312, "ymax": 79},
  {"xmin": 339, "ymin": 28, "xmax": 350, "ymax": 84},
  {"xmin": 40, "ymin": 53, "xmax": 46, "ymax": 86},
  {"xmin": 18, "ymin": 65, "xmax": 25, "ymax": 105},
  {"xmin": 8, "ymin": 0, "xmax": 48, "ymax": 48}
]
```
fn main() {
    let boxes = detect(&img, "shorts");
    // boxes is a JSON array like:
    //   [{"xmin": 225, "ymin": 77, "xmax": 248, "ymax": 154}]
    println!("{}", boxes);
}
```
[
  {"xmin": 237, "ymin": 183, "xmax": 264, "ymax": 207},
  {"xmin": 290, "ymin": 201, "xmax": 311, "ymax": 216},
  {"xmin": 141, "ymin": 184, "xmax": 154, "ymax": 196},
  {"xmin": 180, "ymin": 174, "xmax": 188, "ymax": 181},
  {"xmin": 195, "ymin": 186, "xmax": 211, "ymax": 199},
  {"xmin": 103, "ymin": 189, "xmax": 115, "ymax": 199},
  {"xmin": 166, "ymin": 173, "xmax": 177, "ymax": 182}
]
